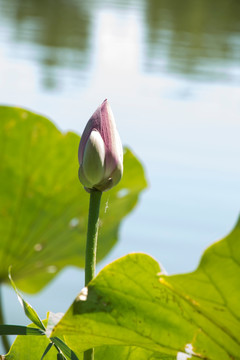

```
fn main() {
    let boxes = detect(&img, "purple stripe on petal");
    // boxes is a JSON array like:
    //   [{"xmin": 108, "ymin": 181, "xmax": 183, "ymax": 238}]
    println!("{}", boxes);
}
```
[{"xmin": 78, "ymin": 99, "xmax": 123, "ymax": 192}]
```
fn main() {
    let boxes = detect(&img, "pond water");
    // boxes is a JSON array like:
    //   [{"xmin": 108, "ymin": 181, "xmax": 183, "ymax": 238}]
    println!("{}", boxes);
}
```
[{"xmin": 0, "ymin": 0, "xmax": 240, "ymax": 350}]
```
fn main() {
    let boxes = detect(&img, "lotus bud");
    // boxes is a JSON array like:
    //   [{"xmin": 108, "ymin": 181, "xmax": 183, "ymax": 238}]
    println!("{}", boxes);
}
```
[{"xmin": 78, "ymin": 99, "xmax": 123, "ymax": 192}]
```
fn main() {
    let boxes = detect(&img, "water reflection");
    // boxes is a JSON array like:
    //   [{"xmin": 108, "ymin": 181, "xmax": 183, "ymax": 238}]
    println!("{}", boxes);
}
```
[
  {"xmin": 0, "ymin": 0, "xmax": 239, "ymax": 89},
  {"xmin": 15, "ymin": 0, "xmax": 91, "ymax": 51},
  {"xmin": 0, "ymin": 0, "xmax": 92, "ymax": 89},
  {"xmin": 144, "ymin": 0, "xmax": 240, "ymax": 80}
]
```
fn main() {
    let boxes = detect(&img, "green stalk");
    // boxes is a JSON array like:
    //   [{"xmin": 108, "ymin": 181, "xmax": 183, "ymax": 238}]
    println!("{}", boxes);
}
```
[
  {"xmin": 84, "ymin": 189, "xmax": 102, "ymax": 360},
  {"xmin": 0, "ymin": 286, "xmax": 10, "ymax": 353}
]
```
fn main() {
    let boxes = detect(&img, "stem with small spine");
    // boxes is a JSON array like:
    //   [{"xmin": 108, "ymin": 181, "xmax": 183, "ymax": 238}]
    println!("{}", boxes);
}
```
[{"xmin": 84, "ymin": 189, "xmax": 102, "ymax": 360}]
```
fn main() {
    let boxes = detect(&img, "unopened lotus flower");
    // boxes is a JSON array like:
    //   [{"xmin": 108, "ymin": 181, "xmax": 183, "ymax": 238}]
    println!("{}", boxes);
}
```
[{"xmin": 78, "ymin": 99, "xmax": 123, "ymax": 192}]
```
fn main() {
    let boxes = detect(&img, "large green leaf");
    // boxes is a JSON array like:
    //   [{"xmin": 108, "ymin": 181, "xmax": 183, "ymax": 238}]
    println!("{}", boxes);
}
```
[
  {"xmin": 51, "ymin": 218, "xmax": 240, "ymax": 359},
  {"xmin": 0, "ymin": 106, "xmax": 147, "ymax": 293},
  {"xmin": 5, "ymin": 332, "xmax": 166, "ymax": 360},
  {"xmin": 94, "ymin": 346, "xmax": 176, "ymax": 359}
]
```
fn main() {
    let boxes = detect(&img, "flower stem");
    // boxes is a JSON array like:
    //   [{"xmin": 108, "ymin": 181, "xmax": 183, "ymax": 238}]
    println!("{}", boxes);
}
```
[{"xmin": 84, "ymin": 189, "xmax": 102, "ymax": 360}]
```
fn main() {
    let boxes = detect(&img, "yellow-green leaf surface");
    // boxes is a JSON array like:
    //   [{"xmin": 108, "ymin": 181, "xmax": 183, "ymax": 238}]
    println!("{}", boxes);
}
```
[
  {"xmin": 4, "ymin": 314, "xmax": 57, "ymax": 360},
  {"xmin": 4, "ymin": 331, "xmax": 52, "ymax": 360},
  {"xmin": 52, "ymin": 218, "xmax": 240, "ymax": 360},
  {"xmin": 0, "ymin": 106, "xmax": 147, "ymax": 293},
  {"xmin": 95, "ymin": 346, "xmax": 176, "ymax": 359}
]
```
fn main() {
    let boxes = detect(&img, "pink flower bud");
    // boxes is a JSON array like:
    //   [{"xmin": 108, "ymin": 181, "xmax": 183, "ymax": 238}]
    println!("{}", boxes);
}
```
[{"xmin": 78, "ymin": 99, "xmax": 123, "ymax": 192}]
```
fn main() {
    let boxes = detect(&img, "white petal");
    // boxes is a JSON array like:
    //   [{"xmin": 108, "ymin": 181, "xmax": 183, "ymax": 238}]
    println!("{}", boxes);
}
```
[{"xmin": 82, "ymin": 130, "xmax": 106, "ymax": 186}]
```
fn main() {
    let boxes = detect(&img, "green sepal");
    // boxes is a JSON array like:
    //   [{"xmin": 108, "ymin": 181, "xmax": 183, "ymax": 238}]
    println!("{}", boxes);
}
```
[
  {"xmin": 57, "ymin": 353, "xmax": 67, "ymax": 360},
  {"xmin": 8, "ymin": 267, "xmax": 46, "ymax": 331},
  {"xmin": 41, "ymin": 342, "xmax": 54, "ymax": 360},
  {"xmin": 50, "ymin": 337, "xmax": 79, "ymax": 360},
  {"xmin": 0, "ymin": 324, "xmax": 44, "ymax": 336}
]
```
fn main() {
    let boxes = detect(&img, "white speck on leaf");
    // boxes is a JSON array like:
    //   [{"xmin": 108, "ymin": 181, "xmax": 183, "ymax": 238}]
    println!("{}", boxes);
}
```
[
  {"xmin": 47, "ymin": 265, "xmax": 57, "ymax": 274},
  {"xmin": 69, "ymin": 218, "xmax": 79, "ymax": 228},
  {"xmin": 76, "ymin": 287, "xmax": 88, "ymax": 302},
  {"xmin": 117, "ymin": 188, "xmax": 129, "ymax": 198},
  {"xmin": 34, "ymin": 243, "xmax": 43, "ymax": 252}
]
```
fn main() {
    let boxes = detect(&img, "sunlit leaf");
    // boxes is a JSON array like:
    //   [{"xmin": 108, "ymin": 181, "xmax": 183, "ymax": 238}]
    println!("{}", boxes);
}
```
[
  {"xmin": 4, "ymin": 331, "xmax": 53, "ymax": 360},
  {"xmin": 0, "ymin": 106, "xmax": 147, "ymax": 293},
  {"xmin": 51, "ymin": 217, "xmax": 240, "ymax": 359},
  {"xmin": 95, "ymin": 346, "xmax": 175, "ymax": 359}
]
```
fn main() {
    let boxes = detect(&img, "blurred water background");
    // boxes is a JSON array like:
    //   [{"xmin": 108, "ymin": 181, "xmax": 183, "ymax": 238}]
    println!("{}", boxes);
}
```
[{"xmin": 0, "ymin": 0, "xmax": 240, "ymax": 351}]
